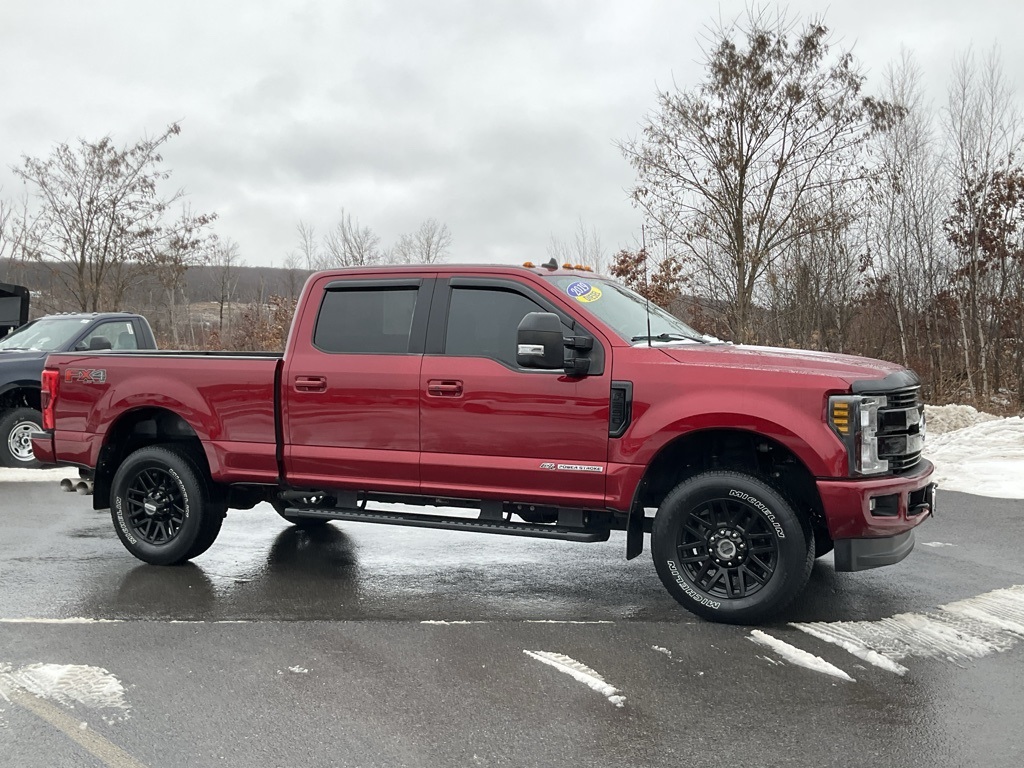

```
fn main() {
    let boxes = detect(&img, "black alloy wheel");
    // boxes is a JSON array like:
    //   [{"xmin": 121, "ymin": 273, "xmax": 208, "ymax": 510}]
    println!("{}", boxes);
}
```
[
  {"xmin": 676, "ymin": 496, "xmax": 778, "ymax": 600},
  {"xmin": 652, "ymin": 470, "xmax": 813, "ymax": 624},
  {"xmin": 124, "ymin": 465, "xmax": 188, "ymax": 545}
]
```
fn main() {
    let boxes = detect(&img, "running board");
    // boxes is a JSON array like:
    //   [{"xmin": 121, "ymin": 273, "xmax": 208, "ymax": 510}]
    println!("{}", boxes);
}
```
[{"xmin": 283, "ymin": 506, "xmax": 610, "ymax": 542}]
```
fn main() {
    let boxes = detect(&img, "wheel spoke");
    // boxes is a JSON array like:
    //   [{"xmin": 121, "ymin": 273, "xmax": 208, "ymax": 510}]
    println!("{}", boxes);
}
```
[
  {"xmin": 741, "ymin": 564, "xmax": 767, "ymax": 585},
  {"xmin": 678, "ymin": 550, "xmax": 709, "ymax": 565},
  {"xmin": 704, "ymin": 567, "xmax": 725, "ymax": 592}
]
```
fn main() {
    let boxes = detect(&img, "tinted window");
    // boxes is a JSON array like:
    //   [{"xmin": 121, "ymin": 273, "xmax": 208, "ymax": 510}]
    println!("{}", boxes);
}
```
[
  {"xmin": 445, "ymin": 287, "xmax": 550, "ymax": 365},
  {"xmin": 314, "ymin": 288, "xmax": 418, "ymax": 354}
]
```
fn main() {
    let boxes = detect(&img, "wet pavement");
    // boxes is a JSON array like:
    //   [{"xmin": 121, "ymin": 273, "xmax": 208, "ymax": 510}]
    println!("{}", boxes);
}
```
[{"xmin": 1, "ymin": 479, "xmax": 1022, "ymax": 767}]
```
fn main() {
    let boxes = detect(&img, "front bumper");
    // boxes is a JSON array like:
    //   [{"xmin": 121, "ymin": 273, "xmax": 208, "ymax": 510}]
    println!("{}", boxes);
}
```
[
  {"xmin": 833, "ymin": 529, "xmax": 917, "ymax": 572},
  {"xmin": 817, "ymin": 460, "xmax": 936, "ymax": 571}
]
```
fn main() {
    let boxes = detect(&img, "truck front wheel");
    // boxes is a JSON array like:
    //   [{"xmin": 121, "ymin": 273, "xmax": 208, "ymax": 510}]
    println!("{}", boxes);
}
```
[
  {"xmin": 109, "ymin": 446, "xmax": 222, "ymax": 565},
  {"xmin": 652, "ymin": 471, "xmax": 814, "ymax": 625},
  {"xmin": 0, "ymin": 407, "xmax": 43, "ymax": 468}
]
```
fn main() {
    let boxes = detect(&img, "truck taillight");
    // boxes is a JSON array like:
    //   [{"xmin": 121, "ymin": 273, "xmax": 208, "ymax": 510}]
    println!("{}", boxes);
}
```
[{"xmin": 41, "ymin": 368, "xmax": 59, "ymax": 431}]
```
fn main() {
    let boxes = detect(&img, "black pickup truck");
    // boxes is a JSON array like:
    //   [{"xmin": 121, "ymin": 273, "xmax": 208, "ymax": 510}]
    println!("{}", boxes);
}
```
[{"xmin": 0, "ymin": 312, "xmax": 157, "ymax": 467}]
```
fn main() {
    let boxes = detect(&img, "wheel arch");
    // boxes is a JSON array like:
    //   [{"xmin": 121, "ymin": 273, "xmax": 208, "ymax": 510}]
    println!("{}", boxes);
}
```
[
  {"xmin": 629, "ymin": 427, "xmax": 828, "ymax": 553},
  {"xmin": 93, "ymin": 407, "xmax": 215, "ymax": 510},
  {"xmin": 0, "ymin": 382, "xmax": 41, "ymax": 411}
]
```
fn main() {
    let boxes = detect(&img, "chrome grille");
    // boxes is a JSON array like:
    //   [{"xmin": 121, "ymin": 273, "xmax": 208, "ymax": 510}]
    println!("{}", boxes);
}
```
[{"xmin": 869, "ymin": 386, "xmax": 923, "ymax": 473}]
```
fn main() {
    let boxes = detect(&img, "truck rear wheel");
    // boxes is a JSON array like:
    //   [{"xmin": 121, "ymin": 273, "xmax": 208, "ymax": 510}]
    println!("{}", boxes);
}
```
[
  {"xmin": 0, "ymin": 407, "xmax": 43, "ymax": 468},
  {"xmin": 651, "ymin": 471, "xmax": 813, "ymax": 625},
  {"xmin": 109, "ymin": 446, "xmax": 222, "ymax": 565}
]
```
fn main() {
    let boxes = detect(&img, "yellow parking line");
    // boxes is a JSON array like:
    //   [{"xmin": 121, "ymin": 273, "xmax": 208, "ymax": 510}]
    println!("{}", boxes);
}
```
[{"xmin": 5, "ymin": 687, "xmax": 148, "ymax": 768}]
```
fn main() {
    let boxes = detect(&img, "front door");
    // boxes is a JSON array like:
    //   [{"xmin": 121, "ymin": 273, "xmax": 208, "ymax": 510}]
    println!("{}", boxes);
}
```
[{"xmin": 419, "ymin": 278, "xmax": 610, "ymax": 508}]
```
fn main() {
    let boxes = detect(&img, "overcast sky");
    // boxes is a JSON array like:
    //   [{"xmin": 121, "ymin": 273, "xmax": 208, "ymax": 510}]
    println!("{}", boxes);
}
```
[{"xmin": 1, "ymin": 0, "xmax": 1021, "ymax": 269}]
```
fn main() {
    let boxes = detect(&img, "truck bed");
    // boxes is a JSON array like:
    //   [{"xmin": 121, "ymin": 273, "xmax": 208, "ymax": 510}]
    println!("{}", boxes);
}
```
[{"xmin": 42, "ymin": 350, "xmax": 283, "ymax": 483}]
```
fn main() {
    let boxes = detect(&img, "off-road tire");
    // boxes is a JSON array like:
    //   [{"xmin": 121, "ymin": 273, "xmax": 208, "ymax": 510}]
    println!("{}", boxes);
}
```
[
  {"xmin": 651, "ymin": 470, "xmax": 814, "ymax": 625},
  {"xmin": 109, "ymin": 445, "xmax": 222, "ymax": 565},
  {"xmin": 0, "ymin": 407, "xmax": 43, "ymax": 468}
]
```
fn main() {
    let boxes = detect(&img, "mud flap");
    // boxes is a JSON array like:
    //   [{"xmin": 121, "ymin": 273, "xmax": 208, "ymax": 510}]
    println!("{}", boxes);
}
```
[{"xmin": 626, "ymin": 505, "xmax": 644, "ymax": 560}]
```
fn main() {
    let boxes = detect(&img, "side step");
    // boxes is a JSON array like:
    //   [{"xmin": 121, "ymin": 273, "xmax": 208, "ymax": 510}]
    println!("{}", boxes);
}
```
[{"xmin": 283, "ymin": 506, "xmax": 610, "ymax": 543}]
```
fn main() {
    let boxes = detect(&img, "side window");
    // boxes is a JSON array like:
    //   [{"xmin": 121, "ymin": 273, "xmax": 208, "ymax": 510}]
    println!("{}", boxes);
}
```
[
  {"xmin": 77, "ymin": 321, "xmax": 138, "ymax": 351},
  {"xmin": 445, "ymin": 287, "xmax": 563, "ymax": 366},
  {"xmin": 314, "ymin": 287, "xmax": 418, "ymax": 354}
]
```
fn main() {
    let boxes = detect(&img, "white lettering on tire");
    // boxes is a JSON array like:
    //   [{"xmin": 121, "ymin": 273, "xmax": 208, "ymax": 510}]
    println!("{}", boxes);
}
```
[
  {"xmin": 667, "ymin": 561, "xmax": 721, "ymax": 609},
  {"xmin": 114, "ymin": 496, "xmax": 137, "ymax": 545},
  {"xmin": 729, "ymin": 489, "xmax": 786, "ymax": 538},
  {"xmin": 166, "ymin": 467, "xmax": 190, "ymax": 520}
]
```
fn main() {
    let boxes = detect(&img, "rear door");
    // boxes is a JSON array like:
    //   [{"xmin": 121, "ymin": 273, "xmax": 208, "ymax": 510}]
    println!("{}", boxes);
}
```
[
  {"xmin": 419, "ymin": 277, "xmax": 611, "ymax": 507},
  {"xmin": 283, "ymin": 276, "xmax": 434, "ymax": 494}
]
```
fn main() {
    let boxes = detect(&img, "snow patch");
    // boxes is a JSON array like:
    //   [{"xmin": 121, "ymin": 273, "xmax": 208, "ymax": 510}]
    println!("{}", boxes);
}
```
[
  {"xmin": 793, "ymin": 584, "xmax": 1024, "ymax": 669},
  {"xmin": 0, "ymin": 467, "xmax": 78, "ymax": 483},
  {"xmin": 921, "ymin": 542, "xmax": 956, "ymax": 548},
  {"xmin": 0, "ymin": 663, "xmax": 129, "ymax": 721},
  {"xmin": 923, "ymin": 411, "xmax": 1024, "ymax": 499},
  {"xmin": 651, "ymin": 645, "xmax": 672, "ymax": 658},
  {"xmin": 924, "ymin": 404, "xmax": 1000, "ymax": 435},
  {"xmin": 523, "ymin": 650, "xmax": 625, "ymax": 707},
  {"xmin": 0, "ymin": 618, "xmax": 123, "ymax": 624},
  {"xmin": 287, "ymin": 666, "xmax": 309, "ymax": 674},
  {"xmin": 748, "ymin": 630, "xmax": 855, "ymax": 682}
]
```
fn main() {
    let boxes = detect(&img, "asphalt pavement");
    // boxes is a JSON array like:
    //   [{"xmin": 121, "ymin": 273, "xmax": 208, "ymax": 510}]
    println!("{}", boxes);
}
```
[{"xmin": 1, "ymin": 478, "xmax": 1022, "ymax": 767}]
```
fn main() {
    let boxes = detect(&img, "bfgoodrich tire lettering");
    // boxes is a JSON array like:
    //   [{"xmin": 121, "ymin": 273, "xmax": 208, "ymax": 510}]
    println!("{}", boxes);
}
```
[
  {"xmin": 110, "ymin": 445, "xmax": 221, "ymax": 565},
  {"xmin": 652, "ymin": 470, "xmax": 813, "ymax": 624}
]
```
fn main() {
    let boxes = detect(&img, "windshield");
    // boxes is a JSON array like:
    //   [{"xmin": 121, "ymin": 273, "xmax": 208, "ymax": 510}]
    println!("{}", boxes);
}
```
[
  {"xmin": 545, "ymin": 276, "xmax": 706, "ymax": 344},
  {"xmin": 0, "ymin": 317, "xmax": 90, "ymax": 352}
]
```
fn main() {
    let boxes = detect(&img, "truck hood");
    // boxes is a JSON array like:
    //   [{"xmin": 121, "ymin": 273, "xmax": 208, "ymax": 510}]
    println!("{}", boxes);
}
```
[
  {"xmin": 0, "ymin": 349, "xmax": 48, "ymax": 363},
  {"xmin": 657, "ymin": 343, "xmax": 904, "ymax": 387}
]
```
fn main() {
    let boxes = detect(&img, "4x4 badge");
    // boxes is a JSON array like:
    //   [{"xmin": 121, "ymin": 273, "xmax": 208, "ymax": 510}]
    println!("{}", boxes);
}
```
[{"xmin": 65, "ymin": 368, "xmax": 107, "ymax": 384}]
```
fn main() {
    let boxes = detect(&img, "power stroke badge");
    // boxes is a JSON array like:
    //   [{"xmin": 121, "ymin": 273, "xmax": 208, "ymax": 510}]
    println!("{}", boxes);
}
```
[{"xmin": 539, "ymin": 462, "xmax": 605, "ymax": 473}]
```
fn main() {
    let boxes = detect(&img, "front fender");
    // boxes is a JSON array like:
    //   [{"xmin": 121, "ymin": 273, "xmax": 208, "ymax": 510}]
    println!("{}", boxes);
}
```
[{"xmin": 612, "ymin": 387, "xmax": 847, "ymax": 478}]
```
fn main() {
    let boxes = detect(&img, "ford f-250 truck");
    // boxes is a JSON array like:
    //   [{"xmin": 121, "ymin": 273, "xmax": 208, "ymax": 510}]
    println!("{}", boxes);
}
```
[
  {"xmin": 0, "ymin": 312, "xmax": 156, "ymax": 467},
  {"xmin": 32, "ymin": 264, "xmax": 935, "ymax": 623}
]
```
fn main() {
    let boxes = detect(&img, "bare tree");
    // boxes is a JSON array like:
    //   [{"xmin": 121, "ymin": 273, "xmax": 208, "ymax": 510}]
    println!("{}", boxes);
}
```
[
  {"xmin": 292, "ymin": 221, "xmax": 321, "ymax": 271},
  {"xmin": 620, "ymin": 9, "xmax": 903, "ymax": 342},
  {"xmin": 391, "ymin": 218, "xmax": 452, "ymax": 264},
  {"xmin": 11, "ymin": 123, "xmax": 214, "ymax": 312},
  {"xmin": 942, "ymin": 47, "xmax": 1021, "ymax": 398},
  {"xmin": 322, "ymin": 208, "xmax": 382, "ymax": 268},
  {"xmin": 211, "ymin": 237, "xmax": 242, "ymax": 335},
  {"xmin": 547, "ymin": 218, "xmax": 607, "ymax": 273}
]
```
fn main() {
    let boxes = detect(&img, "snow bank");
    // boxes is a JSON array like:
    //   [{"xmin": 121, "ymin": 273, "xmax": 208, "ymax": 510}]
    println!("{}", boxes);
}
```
[
  {"xmin": 924, "ymin": 404, "xmax": 1000, "ymax": 436},
  {"xmin": 0, "ymin": 467, "xmax": 76, "ymax": 483},
  {"xmin": 923, "ymin": 408, "xmax": 1024, "ymax": 499}
]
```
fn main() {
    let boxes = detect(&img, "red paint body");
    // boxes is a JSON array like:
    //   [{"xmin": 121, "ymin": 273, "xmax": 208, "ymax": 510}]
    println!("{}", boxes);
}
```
[{"xmin": 34, "ymin": 265, "xmax": 933, "ymax": 544}]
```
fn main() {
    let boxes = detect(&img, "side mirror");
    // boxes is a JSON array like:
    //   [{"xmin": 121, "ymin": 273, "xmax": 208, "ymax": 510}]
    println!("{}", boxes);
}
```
[
  {"xmin": 516, "ymin": 312, "xmax": 564, "ymax": 369},
  {"xmin": 516, "ymin": 312, "xmax": 593, "ymax": 377},
  {"xmin": 87, "ymin": 337, "xmax": 112, "ymax": 351}
]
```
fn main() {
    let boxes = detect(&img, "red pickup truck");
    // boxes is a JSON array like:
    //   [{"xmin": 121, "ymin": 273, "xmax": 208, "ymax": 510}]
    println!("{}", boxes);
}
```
[{"xmin": 33, "ymin": 263, "xmax": 935, "ymax": 623}]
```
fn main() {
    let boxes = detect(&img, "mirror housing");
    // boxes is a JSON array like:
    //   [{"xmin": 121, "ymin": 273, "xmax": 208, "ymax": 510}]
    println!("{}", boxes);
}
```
[
  {"xmin": 516, "ymin": 312, "xmax": 564, "ymax": 369},
  {"xmin": 516, "ymin": 311, "xmax": 593, "ymax": 377}
]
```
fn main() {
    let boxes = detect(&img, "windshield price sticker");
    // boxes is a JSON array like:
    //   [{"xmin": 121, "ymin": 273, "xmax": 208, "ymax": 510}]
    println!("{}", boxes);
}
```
[{"xmin": 566, "ymin": 281, "xmax": 602, "ymax": 303}]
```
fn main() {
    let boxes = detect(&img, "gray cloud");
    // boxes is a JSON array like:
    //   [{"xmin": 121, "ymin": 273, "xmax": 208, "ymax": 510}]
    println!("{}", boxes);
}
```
[{"xmin": 2, "ymin": 0, "xmax": 1021, "ymax": 268}]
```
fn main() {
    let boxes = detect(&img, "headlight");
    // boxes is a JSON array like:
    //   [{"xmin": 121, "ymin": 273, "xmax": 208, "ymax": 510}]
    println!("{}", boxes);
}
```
[{"xmin": 829, "ymin": 395, "xmax": 889, "ymax": 475}]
